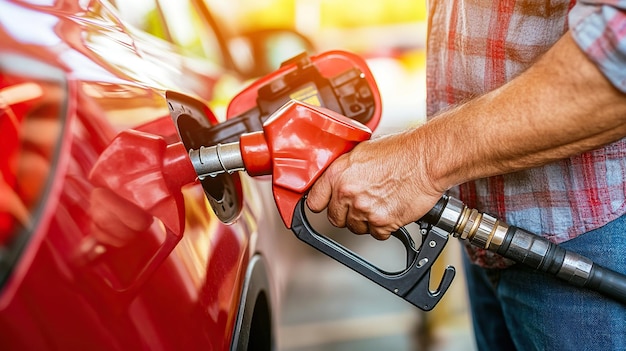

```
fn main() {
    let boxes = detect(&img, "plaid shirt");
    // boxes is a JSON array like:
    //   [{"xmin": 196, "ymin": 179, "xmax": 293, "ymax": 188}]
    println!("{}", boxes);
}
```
[{"xmin": 426, "ymin": 0, "xmax": 626, "ymax": 268}]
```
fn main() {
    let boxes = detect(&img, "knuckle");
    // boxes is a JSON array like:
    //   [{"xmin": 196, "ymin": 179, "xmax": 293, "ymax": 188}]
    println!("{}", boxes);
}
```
[{"xmin": 352, "ymin": 196, "xmax": 372, "ymax": 213}]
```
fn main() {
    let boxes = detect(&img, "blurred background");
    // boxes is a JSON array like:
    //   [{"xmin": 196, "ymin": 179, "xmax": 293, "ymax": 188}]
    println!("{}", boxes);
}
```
[
  {"xmin": 208, "ymin": 0, "xmax": 429, "ymax": 135},
  {"xmin": 207, "ymin": 1, "xmax": 476, "ymax": 350}
]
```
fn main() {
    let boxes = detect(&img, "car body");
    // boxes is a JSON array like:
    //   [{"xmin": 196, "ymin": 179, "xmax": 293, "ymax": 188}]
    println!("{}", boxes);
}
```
[{"xmin": 0, "ymin": 0, "xmax": 308, "ymax": 349}]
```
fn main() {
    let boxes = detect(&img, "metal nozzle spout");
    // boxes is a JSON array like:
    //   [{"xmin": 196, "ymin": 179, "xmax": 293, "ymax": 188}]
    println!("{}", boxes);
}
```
[{"xmin": 189, "ymin": 142, "xmax": 245, "ymax": 179}]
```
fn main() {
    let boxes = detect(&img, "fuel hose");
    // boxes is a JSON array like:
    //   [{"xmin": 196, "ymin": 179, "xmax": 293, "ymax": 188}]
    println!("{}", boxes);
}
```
[{"xmin": 421, "ymin": 195, "xmax": 626, "ymax": 304}]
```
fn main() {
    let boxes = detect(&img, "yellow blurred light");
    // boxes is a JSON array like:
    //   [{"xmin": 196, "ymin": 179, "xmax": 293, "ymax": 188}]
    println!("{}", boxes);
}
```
[
  {"xmin": 320, "ymin": 0, "xmax": 426, "ymax": 28},
  {"xmin": 233, "ymin": 0, "xmax": 426, "ymax": 31},
  {"xmin": 236, "ymin": 0, "xmax": 296, "ymax": 30}
]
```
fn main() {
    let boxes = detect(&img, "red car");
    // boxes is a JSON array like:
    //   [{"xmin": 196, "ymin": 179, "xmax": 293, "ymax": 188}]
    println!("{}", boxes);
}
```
[{"xmin": 0, "ymin": 0, "xmax": 316, "ymax": 349}]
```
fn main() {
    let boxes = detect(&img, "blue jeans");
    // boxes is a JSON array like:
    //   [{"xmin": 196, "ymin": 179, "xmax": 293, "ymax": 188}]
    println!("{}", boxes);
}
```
[{"xmin": 462, "ymin": 214, "xmax": 626, "ymax": 351}]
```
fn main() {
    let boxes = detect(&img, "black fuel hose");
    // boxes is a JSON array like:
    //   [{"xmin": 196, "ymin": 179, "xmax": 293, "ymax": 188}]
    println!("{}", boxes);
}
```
[
  {"xmin": 421, "ymin": 195, "xmax": 626, "ymax": 305},
  {"xmin": 498, "ymin": 226, "xmax": 626, "ymax": 304}
]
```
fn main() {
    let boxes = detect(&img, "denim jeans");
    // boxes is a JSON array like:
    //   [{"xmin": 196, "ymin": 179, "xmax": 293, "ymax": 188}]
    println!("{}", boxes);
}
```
[{"xmin": 462, "ymin": 214, "xmax": 626, "ymax": 351}]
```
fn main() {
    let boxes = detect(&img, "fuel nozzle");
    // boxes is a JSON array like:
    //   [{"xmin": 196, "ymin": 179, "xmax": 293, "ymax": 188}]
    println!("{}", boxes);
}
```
[
  {"xmin": 188, "ymin": 100, "xmax": 372, "ymax": 227},
  {"xmin": 421, "ymin": 195, "xmax": 626, "ymax": 304}
]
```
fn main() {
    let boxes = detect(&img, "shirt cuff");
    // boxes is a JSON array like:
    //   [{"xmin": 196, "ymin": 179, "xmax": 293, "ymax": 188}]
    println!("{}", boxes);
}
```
[{"xmin": 569, "ymin": 2, "xmax": 626, "ymax": 92}]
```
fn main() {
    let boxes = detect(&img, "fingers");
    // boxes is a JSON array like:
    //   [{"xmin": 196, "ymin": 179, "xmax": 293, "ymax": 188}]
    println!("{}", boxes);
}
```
[
  {"xmin": 368, "ymin": 227, "xmax": 393, "ymax": 241},
  {"xmin": 306, "ymin": 153, "xmax": 396, "ymax": 239},
  {"xmin": 345, "ymin": 218, "xmax": 394, "ymax": 240},
  {"xmin": 326, "ymin": 204, "xmax": 348, "ymax": 228},
  {"xmin": 306, "ymin": 171, "xmax": 333, "ymax": 213},
  {"xmin": 308, "ymin": 170, "xmax": 372, "ymax": 235},
  {"xmin": 327, "ymin": 196, "xmax": 396, "ymax": 240},
  {"xmin": 346, "ymin": 220, "xmax": 369, "ymax": 235}
]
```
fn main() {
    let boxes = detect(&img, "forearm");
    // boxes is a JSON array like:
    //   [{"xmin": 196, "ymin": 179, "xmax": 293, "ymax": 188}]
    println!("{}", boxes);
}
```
[{"xmin": 414, "ymin": 31, "xmax": 626, "ymax": 193}]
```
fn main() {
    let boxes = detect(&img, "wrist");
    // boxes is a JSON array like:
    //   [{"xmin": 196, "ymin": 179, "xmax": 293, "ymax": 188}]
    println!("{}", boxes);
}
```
[{"xmin": 406, "ymin": 121, "xmax": 461, "ymax": 194}]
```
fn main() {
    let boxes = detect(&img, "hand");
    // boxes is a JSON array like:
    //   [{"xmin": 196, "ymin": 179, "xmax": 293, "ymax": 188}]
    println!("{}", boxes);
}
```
[{"xmin": 306, "ymin": 131, "xmax": 444, "ymax": 240}]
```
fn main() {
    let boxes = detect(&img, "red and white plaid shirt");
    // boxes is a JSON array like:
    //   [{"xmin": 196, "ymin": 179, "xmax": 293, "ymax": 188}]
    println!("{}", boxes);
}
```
[{"xmin": 426, "ymin": 0, "xmax": 626, "ymax": 268}]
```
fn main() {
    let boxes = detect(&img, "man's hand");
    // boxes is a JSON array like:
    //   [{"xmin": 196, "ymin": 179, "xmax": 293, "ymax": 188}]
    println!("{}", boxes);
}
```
[{"xmin": 306, "ymin": 131, "xmax": 445, "ymax": 240}]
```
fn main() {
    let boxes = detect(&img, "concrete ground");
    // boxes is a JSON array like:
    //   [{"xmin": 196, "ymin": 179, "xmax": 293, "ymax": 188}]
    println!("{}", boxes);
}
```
[{"xmin": 277, "ymin": 217, "xmax": 477, "ymax": 351}]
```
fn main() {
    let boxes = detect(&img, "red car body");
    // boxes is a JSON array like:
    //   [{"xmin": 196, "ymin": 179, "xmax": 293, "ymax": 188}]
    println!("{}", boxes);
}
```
[{"xmin": 0, "ymin": 0, "xmax": 301, "ymax": 349}]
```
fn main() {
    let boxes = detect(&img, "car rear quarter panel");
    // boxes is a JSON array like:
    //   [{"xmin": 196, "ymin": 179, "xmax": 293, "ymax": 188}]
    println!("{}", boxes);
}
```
[{"xmin": 0, "ymin": 0, "xmax": 273, "ymax": 349}]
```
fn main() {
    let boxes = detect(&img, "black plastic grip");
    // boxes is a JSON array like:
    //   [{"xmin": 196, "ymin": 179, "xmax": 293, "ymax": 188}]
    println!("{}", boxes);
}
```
[{"xmin": 290, "ymin": 197, "xmax": 455, "ymax": 311}]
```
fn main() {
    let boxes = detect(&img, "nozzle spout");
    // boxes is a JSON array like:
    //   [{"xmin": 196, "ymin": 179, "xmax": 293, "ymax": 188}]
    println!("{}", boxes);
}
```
[{"xmin": 189, "ymin": 142, "xmax": 244, "ymax": 179}]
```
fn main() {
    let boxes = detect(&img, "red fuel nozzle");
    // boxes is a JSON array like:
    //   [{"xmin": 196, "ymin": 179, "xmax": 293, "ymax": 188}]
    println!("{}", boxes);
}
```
[{"xmin": 188, "ymin": 100, "xmax": 372, "ymax": 227}]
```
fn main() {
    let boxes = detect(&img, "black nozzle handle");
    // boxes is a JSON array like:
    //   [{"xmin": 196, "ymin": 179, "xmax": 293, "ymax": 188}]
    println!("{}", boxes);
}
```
[
  {"xmin": 290, "ymin": 196, "xmax": 455, "ymax": 311},
  {"xmin": 498, "ymin": 226, "xmax": 626, "ymax": 304}
]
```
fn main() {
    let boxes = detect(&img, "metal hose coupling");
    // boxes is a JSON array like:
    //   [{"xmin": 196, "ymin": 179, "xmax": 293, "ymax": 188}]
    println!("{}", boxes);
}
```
[
  {"xmin": 449, "ymin": 198, "xmax": 510, "ymax": 252},
  {"xmin": 188, "ymin": 142, "xmax": 244, "ymax": 179},
  {"xmin": 423, "ymin": 196, "xmax": 509, "ymax": 251},
  {"xmin": 427, "ymin": 195, "xmax": 592, "ymax": 280}
]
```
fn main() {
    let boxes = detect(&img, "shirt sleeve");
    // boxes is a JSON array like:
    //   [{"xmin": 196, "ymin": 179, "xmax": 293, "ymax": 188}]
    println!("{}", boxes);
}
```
[{"xmin": 569, "ymin": 1, "xmax": 626, "ymax": 92}]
